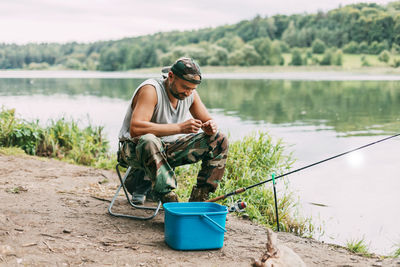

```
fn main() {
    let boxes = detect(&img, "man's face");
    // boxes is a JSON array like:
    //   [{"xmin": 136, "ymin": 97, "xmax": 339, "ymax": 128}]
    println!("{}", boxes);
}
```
[{"xmin": 168, "ymin": 73, "xmax": 200, "ymax": 100}]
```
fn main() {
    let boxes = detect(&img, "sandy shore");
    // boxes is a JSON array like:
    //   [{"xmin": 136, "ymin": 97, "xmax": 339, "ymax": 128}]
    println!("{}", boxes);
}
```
[{"xmin": 0, "ymin": 154, "xmax": 399, "ymax": 266}]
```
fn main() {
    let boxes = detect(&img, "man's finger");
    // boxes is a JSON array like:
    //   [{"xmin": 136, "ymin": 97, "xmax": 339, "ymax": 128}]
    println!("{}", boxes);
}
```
[{"xmin": 192, "ymin": 119, "xmax": 202, "ymax": 126}]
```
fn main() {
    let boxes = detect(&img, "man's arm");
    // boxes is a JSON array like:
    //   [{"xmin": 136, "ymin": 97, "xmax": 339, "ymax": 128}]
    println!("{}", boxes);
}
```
[
  {"xmin": 190, "ymin": 91, "xmax": 218, "ymax": 135},
  {"xmin": 130, "ymin": 85, "xmax": 203, "ymax": 137}
]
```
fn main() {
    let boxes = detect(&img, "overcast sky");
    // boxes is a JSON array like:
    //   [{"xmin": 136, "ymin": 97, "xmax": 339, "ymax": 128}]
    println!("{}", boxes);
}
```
[{"xmin": 0, "ymin": 0, "xmax": 395, "ymax": 44}]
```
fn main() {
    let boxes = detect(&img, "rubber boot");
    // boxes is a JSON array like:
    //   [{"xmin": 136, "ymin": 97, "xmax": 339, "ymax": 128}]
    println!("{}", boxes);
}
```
[{"xmin": 189, "ymin": 185, "xmax": 212, "ymax": 202}]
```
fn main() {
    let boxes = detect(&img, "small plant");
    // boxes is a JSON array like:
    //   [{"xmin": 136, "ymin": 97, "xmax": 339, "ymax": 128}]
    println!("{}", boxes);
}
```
[
  {"xmin": 346, "ymin": 237, "xmax": 370, "ymax": 256},
  {"xmin": 320, "ymin": 49, "xmax": 333, "ymax": 65},
  {"xmin": 98, "ymin": 178, "xmax": 109, "ymax": 184},
  {"xmin": 312, "ymin": 39, "xmax": 326, "ymax": 54},
  {"xmin": 290, "ymin": 48, "xmax": 303, "ymax": 66},
  {"xmin": 361, "ymin": 55, "xmax": 371, "ymax": 67},
  {"xmin": 378, "ymin": 50, "xmax": 390, "ymax": 63},
  {"xmin": 6, "ymin": 186, "xmax": 27, "ymax": 194},
  {"xmin": 391, "ymin": 58, "xmax": 400, "ymax": 68},
  {"xmin": 393, "ymin": 243, "xmax": 400, "ymax": 258}
]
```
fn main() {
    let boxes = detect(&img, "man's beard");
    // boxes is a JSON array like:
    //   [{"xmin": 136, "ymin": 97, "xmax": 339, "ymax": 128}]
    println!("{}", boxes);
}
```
[{"xmin": 168, "ymin": 80, "xmax": 186, "ymax": 100}]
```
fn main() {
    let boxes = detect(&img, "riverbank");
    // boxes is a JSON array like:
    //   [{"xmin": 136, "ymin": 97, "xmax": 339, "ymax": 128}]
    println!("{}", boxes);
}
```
[
  {"xmin": 135, "ymin": 65, "xmax": 400, "ymax": 75},
  {"xmin": 0, "ymin": 153, "xmax": 399, "ymax": 266},
  {"xmin": 1, "ymin": 66, "xmax": 400, "ymax": 80}
]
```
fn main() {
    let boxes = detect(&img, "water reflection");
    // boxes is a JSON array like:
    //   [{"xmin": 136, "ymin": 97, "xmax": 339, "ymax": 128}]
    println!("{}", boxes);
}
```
[{"xmin": 1, "ymin": 78, "xmax": 399, "ymax": 136}]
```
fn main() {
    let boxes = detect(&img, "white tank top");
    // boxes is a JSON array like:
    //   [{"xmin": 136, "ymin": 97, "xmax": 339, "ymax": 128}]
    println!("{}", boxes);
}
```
[{"xmin": 118, "ymin": 77, "xmax": 194, "ymax": 142}]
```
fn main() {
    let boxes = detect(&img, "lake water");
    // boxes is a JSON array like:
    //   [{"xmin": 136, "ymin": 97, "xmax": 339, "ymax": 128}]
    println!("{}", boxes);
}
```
[{"xmin": 1, "ymin": 71, "xmax": 399, "ymax": 255}]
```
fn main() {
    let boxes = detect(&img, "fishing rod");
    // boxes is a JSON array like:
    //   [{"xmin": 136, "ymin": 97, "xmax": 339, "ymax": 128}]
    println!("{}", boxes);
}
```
[{"xmin": 207, "ymin": 133, "xmax": 400, "ymax": 203}]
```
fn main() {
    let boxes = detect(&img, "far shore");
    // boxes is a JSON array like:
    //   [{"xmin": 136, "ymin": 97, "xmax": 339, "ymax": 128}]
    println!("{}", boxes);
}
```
[{"xmin": 0, "ymin": 66, "xmax": 400, "ymax": 81}]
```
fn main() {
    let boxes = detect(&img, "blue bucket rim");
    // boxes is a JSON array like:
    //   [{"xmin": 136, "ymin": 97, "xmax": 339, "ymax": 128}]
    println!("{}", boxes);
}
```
[{"xmin": 163, "ymin": 202, "xmax": 228, "ymax": 216}]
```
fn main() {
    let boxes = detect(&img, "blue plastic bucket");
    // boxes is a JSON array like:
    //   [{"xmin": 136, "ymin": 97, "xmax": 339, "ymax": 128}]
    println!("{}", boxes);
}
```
[{"xmin": 163, "ymin": 202, "xmax": 228, "ymax": 250}]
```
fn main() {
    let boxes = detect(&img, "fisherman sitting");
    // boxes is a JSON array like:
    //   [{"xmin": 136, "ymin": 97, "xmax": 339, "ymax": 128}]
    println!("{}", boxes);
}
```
[{"xmin": 118, "ymin": 57, "xmax": 229, "ymax": 204}]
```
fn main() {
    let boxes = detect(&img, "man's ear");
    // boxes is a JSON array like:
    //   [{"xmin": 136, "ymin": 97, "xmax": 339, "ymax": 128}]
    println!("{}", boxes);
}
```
[{"xmin": 168, "ymin": 71, "xmax": 174, "ymax": 80}]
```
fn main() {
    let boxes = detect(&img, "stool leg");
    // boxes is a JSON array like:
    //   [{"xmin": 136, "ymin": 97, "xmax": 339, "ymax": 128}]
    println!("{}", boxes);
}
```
[{"xmin": 108, "ymin": 164, "xmax": 162, "ymax": 220}]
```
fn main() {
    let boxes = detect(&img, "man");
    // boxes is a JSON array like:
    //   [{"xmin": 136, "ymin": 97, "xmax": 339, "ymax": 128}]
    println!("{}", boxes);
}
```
[{"xmin": 118, "ymin": 57, "xmax": 228, "ymax": 204}]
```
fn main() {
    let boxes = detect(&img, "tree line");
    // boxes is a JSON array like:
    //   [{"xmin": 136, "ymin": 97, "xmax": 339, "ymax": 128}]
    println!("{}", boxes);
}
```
[{"xmin": 1, "ymin": 1, "xmax": 400, "ymax": 70}]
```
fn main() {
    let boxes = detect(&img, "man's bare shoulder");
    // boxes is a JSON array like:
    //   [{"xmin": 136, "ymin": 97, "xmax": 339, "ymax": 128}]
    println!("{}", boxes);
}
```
[
  {"xmin": 137, "ymin": 84, "xmax": 157, "ymax": 97},
  {"xmin": 132, "ymin": 84, "xmax": 158, "ymax": 108}
]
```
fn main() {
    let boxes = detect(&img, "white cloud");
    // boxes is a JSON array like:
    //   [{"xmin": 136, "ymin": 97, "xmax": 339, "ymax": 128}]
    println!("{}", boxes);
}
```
[{"xmin": 0, "ymin": 0, "xmax": 395, "ymax": 44}]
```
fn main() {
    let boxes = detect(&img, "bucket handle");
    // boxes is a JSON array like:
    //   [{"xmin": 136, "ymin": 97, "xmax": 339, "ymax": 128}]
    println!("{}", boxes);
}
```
[{"xmin": 201, "ymin": 214, "xmax": 226, "ymax": 232}]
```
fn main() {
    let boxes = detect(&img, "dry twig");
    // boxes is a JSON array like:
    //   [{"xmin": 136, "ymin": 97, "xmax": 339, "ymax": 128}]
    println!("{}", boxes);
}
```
[{"xmin": 43, "ymin": 241, "xmax": 54, "ymax": 252}]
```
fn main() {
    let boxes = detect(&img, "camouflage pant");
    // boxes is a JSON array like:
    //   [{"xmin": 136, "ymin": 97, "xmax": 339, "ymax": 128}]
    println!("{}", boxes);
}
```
[{"xmin": 120, "ymin": 132, "xmax": 229, "ymax": 195}]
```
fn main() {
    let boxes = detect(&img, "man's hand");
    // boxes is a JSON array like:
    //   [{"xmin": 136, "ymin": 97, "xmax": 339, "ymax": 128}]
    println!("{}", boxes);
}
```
[
  {"xmin": 179, "ymin": 118, "xmax": 203, "ymax": 134},
  {"xmin": 201, "ymin": 119, "xmax": 217, "ymax": 135}
]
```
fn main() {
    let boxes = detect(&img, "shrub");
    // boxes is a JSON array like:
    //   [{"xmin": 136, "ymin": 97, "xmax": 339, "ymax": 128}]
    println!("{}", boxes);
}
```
[
  {"xmin": 392, "ymin": 43, "xmax": 400, "ymax": 54},
  {"xmin": 290, "ymin": 48, "xmax": 303, "ymax": 66},
  {"xmin": 332, "ymin": 50, "xmax": 343, "ymax": 66},
  {"xmin": 359, "ymin": 41, "xmax": 369, "ymax": 54},
  {"xmin": 369, "ymin": 41, "xmax": 387, "ymax": 55},
  {"xmin": 361, "ymin": 55, "xmax": 371, "ymax": 66},
  {"xmin": 309, "ymin": 56, "xmax": 320, "ymax": 65},
  {"xmin": 0, "ymin": 108, "xmax": 42, "ymax": 155},
  {"xmin": 343, "ymin": 41, "xmax": 359, "ymax": 54},
  {"xmin": 27, "ymin": 62, "xmax": 50, "ymax": 70},
  {"xmin": 312, "ymin": 39, "xmax": 326, "ymax": 54},
  {"xmin": 378, "ymin": 50, "xmax": 390, "ymax": 63},
  {"xmin": 320, "ymin": 50, "xmax": 333, "ymax": 65},
  {"xmin": 65, "ymin": 58, "xmax": 83, "ymax": 70},
  {"xmin": 0, "ymin": 107, "xmax": 112, "ymax": 166},
  {"xmin": 391, "ymin": 58, "xmax": 400, "ymax": 68},
  {"xmin": 279, "ymin": 41, "xmax": 290, "ymax": 53}
]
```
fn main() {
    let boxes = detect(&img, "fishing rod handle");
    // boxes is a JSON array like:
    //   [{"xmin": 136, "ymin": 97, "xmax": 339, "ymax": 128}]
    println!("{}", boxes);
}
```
[
  {"xmin": 206, "ymin": 187, "xmax": 246, "ymax": 202},
  {"xmin": 206, "ymin": 195, "xmax": 226, "ymax": 202}
]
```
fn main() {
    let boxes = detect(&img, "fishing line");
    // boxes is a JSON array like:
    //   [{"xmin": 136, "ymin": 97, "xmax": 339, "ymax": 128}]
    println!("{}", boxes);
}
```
[{"xmin": 207, "ymin": 133, "xmax": 400, "ymax": 203}]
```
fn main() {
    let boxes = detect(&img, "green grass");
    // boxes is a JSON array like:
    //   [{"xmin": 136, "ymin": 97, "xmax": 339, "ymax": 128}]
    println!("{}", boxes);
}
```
[
  {"xmin": 130, "ymin": 55, "xmax": 400, "ymax": 75},
  {"xmin": 342, "ymin": 54, "xmax": 387, "ymax": 68},
  {"xmin": 282, "ymin": 52, "xmax": 393, "ymax": 69},
  {"xmin": 0, "ymin": 146, "xmax": 27, "ymax": 156},
  {"xmin": 175, "ymin": 132, "xmax": 316, "ymax": 236},
  {"xmin": 346, "ymin": 237, "xmax": 371, "ymax": 256},
  {"xmin": 130, "ymin": 53, "xmax": 397, "ymax": 71},
  {"xmin": 393, "ymin": 243, "xmax": 400, "ymax": 258},
  {"xmin": 0, "ymin": 107, "xmax": 116, "ymax": 167}
]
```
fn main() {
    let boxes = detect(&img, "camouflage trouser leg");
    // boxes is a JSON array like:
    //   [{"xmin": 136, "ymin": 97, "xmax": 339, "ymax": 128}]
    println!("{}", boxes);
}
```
[
  {"xmin": 121, "ymin": 132, "xmax": 229, "ymax": 195},
  {"xmin": 123, "ymin": 169, "xmax": 151, "ymax": 195},
  {"xmin": 122, "ymin": 134, "xmax": 175, "ymax": 195},
  {"xmin": 165, "ymin": 132, "xmax": 229, "ymax": 192}
]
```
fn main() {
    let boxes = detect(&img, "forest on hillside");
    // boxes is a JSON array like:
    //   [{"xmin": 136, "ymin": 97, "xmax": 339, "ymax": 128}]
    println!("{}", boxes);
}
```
[{"xmin": 1, "ymin": 1, "xmax": 400, "ymax": 70}]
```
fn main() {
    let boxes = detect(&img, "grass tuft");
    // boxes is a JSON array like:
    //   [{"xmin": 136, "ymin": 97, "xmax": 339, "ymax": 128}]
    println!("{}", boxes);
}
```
[
  {"xmin": 392, "ymin": 243, "xmax": 400, "ymax": 258},
  {"xmin": 0, "ymin": 146, "xmax": 27, "ymax": 156},
  {"xmin": 346, "ymin": 237, "xmax": 371, "ymax": 256}
]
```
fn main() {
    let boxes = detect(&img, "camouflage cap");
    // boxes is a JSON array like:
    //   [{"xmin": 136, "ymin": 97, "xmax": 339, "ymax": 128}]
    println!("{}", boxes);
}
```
[{"xmin": 162, "ymin": 57, "xmax": 202, "ymax": 84}]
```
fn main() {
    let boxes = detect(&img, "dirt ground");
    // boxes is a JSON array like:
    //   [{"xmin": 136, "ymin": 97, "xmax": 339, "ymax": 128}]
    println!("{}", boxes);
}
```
[{"xmin": 0, "ymin": 154, "xmax": 399, "ymax": 267}]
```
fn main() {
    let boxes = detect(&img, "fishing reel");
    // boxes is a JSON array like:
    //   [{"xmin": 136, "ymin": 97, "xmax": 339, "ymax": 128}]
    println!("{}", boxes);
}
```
[{"xmin": 228, "ymin": 198, "xmax": 247, "ymax": 213}]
